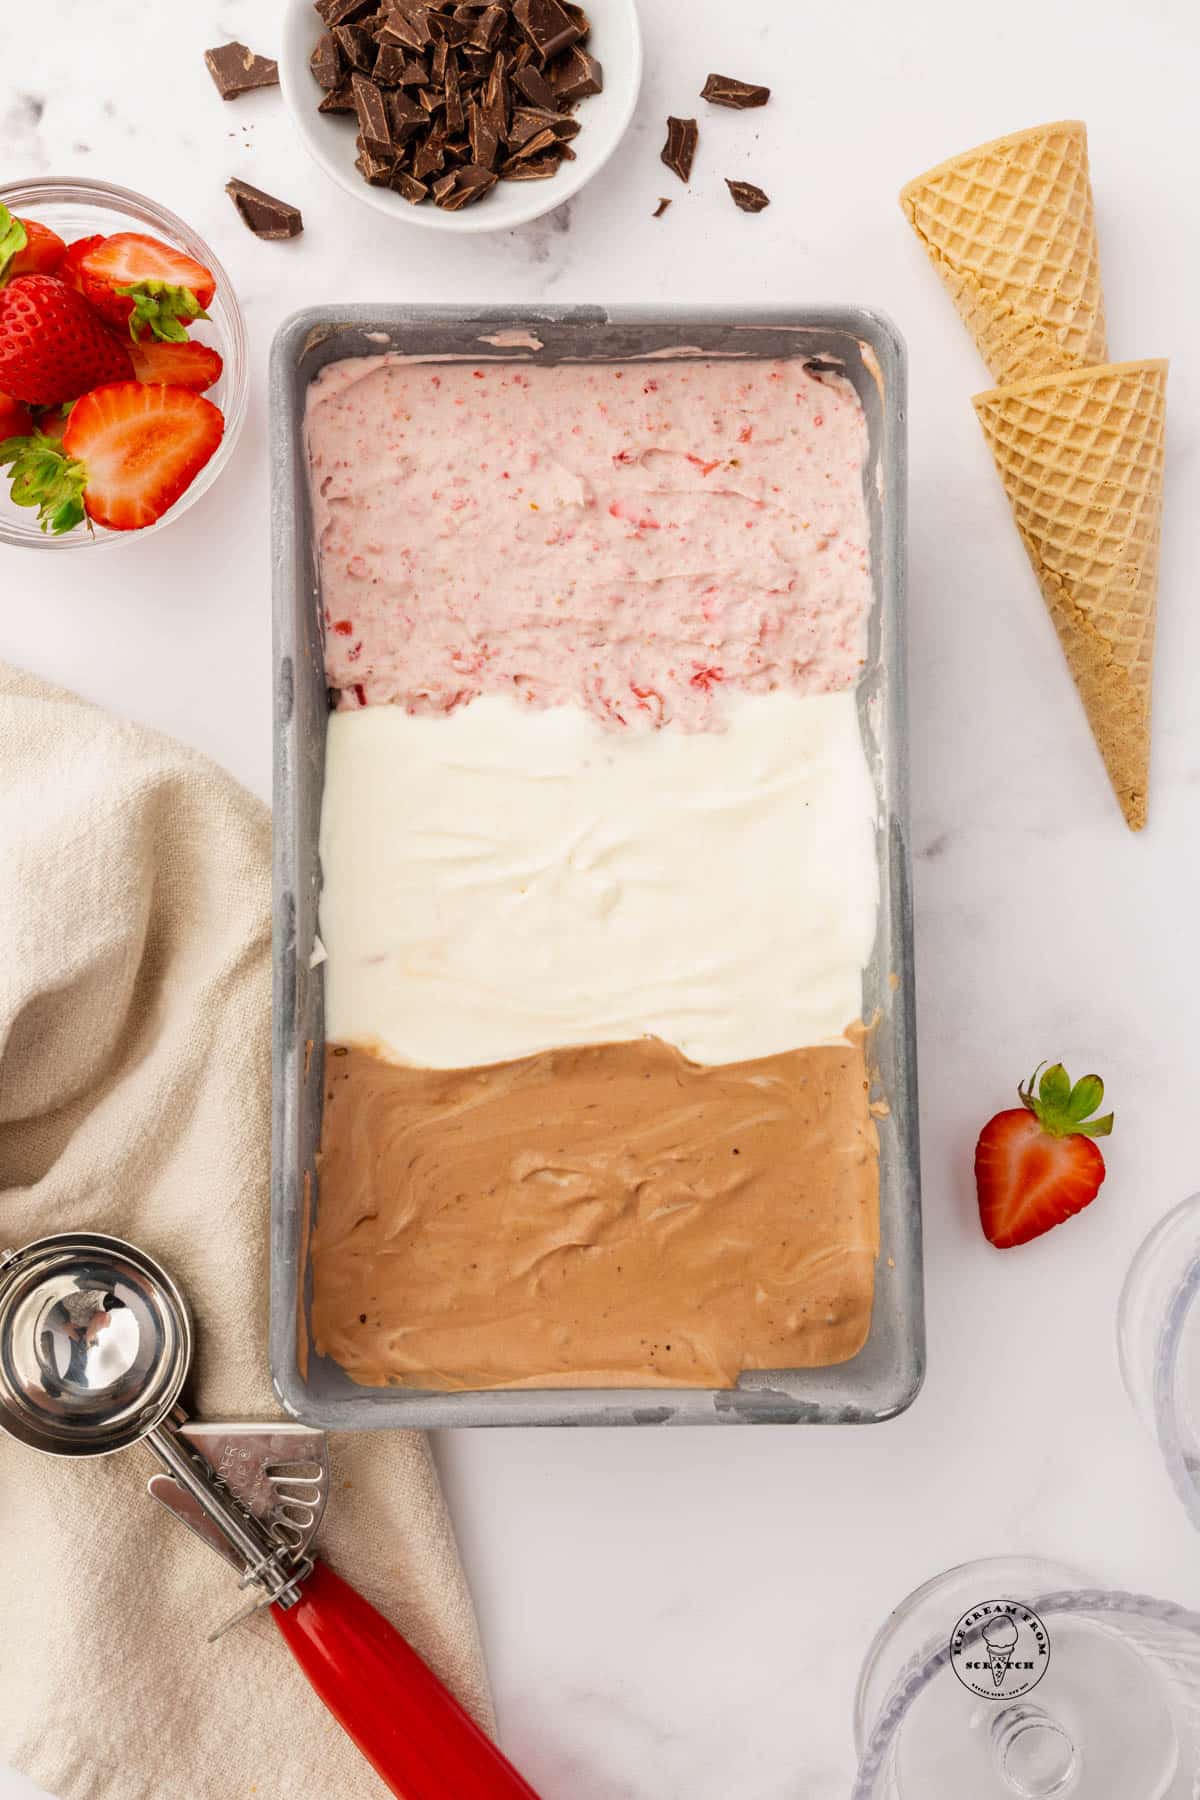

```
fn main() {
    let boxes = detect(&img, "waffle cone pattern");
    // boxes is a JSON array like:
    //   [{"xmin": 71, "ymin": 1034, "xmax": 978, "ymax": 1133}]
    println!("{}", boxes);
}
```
[
  {"xmin": 974, "ymin": 359, "xmax": 1168, "ymax": 830},
  {"xmin": 901, "ymin": 121, "xmax": 1107, "ymax": 383}
]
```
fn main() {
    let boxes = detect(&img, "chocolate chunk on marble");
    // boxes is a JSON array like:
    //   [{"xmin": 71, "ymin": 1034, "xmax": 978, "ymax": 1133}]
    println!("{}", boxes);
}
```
[
  {"xmin": 204, "ymin": 42, "xmax": 279, "ymax": 100},
  {"xmin": 726, "ymin": 178, "xmax": 770, "ymax": 212},
  {"xmin": 701, "ymin": 72, "xmax": 770, "ymax": 108},
  {"xmin": 225, "ymin": 178, "xmax": 304, "ymax": 238},
  {"xmin": 661, "ymin": 116, "xmax": 698, "ymax": 183}
]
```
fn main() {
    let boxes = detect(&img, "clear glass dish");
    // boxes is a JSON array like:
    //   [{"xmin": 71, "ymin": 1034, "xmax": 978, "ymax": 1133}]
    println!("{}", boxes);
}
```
[
  {"xmin": 854, "ymin": 1556, "xmax": 1200, "ymax": 1800},
  {"xmin": 1118, "ymin": 1192, "xmax": 1200, "ymax": 1532},
  {"xmin": 0, "ymin": 176, "xmax": 247, "ymax": 550}
]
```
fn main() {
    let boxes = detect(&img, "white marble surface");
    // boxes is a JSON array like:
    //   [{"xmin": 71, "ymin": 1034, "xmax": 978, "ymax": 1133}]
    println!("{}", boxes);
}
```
[{"xmin": 4, "ymin": 2, "xmax": 1200, "ymax": 1794}]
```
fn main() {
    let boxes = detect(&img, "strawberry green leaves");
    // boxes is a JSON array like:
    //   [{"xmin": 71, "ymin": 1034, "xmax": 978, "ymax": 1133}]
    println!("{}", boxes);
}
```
[
  {"xmin": 0, "ymin": 431, "xmax": 88, "ymax": 534},
  {"xmin": 0, "ymin": 207, "xmax": 27, "ymax": 286},
  {"xmin": 1019, "ymin": 1061, "xmax": 1114, "ymax": 1140},
  {"xmin": 116, "ymin": 281, "xmax": 210, "ymax": 344}
]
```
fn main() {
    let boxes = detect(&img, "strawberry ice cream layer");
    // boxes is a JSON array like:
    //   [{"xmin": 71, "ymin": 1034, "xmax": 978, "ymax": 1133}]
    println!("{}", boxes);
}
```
[{"xmin": 306, "ymin": 354, "xmax": 872, "ymax": 726}]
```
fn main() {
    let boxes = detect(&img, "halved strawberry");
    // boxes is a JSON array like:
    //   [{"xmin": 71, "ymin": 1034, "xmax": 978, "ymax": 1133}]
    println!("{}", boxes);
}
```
[
  {"xmin": 975, "ymin": 1062, "xmax": 1113, "ymax": 1249},
  {"xmin": 0, "ymin": 390, "xmax": 33, "ymax": 439},
  {"xmin": 0, "ymin": 273, "xmax": 133, "ymax": 405},
  {"xmin": 127, "ymin": 336, "xmax": 223, "ymax": 393},
  {"xmin": 65, "ymin": 233, "xmax": 216, "ymax": 343},
  {"xmin": 0, "ymin": 383, "xmax": 224, "ymax": 533},
  {"xmin": 0, "ymin": 206, "xmax": 67, "ymax": 283}
]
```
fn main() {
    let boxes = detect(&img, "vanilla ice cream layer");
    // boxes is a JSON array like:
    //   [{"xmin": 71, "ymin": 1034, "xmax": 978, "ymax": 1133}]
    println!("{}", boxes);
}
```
[{"xmin": 319, "ymin": 690, "xmax": 878, "ymax": 1068}]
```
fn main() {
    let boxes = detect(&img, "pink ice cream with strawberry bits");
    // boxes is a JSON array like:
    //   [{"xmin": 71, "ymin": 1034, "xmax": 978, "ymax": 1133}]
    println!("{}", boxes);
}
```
[{"xmin": 306, "ymin": 353, "xmax": 872, "ymax": 725}]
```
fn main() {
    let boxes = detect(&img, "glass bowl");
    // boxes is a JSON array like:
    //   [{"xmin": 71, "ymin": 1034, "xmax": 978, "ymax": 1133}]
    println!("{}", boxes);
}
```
[{"xmin": 0, "ymin": 176, "xmax": 247, "ymax": 550}]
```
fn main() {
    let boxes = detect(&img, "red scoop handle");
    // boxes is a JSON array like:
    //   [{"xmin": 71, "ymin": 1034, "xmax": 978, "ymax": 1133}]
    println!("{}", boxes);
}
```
[{"xmin": 272, "ymin": 1559, "xmax": 541, "ymax": 1799}]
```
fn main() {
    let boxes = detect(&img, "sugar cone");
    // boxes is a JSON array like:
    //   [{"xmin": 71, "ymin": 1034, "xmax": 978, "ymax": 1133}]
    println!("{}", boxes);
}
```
[
  {"xmin": 974, "ymin": 359, "xmax": 1168, "ymax": 830},
  {"xmin": 901, "ymin": 121, "xmax": 1107, "ymax": 383}
]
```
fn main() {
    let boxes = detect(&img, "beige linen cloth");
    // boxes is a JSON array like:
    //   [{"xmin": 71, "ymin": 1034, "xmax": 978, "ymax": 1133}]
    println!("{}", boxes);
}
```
[{"xmin": 0, "ymin": 664, "xmax": 494, "ymax": 1800}]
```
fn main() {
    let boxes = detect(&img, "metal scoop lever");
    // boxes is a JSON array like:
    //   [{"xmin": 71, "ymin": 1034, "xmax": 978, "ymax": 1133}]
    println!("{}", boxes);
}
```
[{"xmin": 146, "ymin": 1420, "xmax": 329, "ymax": 1575}]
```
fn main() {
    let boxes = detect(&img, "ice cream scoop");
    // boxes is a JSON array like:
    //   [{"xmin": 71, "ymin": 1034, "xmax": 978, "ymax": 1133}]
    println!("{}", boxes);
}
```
[{"xmin": 0, "ymin": 1230, "xmax": 540, "ymax": 1799}]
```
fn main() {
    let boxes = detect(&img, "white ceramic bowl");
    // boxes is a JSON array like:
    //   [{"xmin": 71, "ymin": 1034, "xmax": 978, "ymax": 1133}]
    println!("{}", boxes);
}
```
[{"xmin": 279, "ymin": 0, "xmax": 641, "ymax": 234}]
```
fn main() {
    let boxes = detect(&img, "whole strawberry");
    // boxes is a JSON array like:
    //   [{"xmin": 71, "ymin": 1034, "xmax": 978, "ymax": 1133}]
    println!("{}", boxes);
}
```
[
  {"xmin": 0, "ymin": 274, "xmax": 132, "ymax": 406},
  {"xmin": 975, "ymin": 1062, "xmax": 1113, "ymax": 1249}
]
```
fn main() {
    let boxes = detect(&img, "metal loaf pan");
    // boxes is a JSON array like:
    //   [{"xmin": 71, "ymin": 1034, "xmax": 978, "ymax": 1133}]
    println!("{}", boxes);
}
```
[{"xmin": 270, "ymin": 304, "xmax": 923, "ymax": 1428}]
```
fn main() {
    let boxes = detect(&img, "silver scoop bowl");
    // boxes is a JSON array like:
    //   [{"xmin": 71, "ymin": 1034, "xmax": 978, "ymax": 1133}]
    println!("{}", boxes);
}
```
[{"xmin": 0, "ymin": 1230, "xmax": 541, "ymax": 1799}]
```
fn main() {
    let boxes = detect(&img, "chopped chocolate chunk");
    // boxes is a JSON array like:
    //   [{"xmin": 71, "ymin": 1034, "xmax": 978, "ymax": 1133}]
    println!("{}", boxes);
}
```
[
  {"xmin": 499, "ymin": 154, "xmax": 560, "ymax": 179},
  {"xmin": 225, "ymin": 177, "xmax": 304, "ymax": 239},
  {"xmin": 444, "ymin": 50, "xmax": 465, "ymax": 131},
  {"xmin": 355, "ymin": 139, "xmax": 397, "ymax": 183},
  {"xmin": 661, "ymin": 116, "xmax": 698, "ymax": 184},
  {"xmin": 309, "ymin": 32, "xmax": 345, "ymax": 88},
  {"xmin": 373, "ymin": 41, "xmax": 413, "ymax": 83},
  {"xmin": 512, "ymin": 62, "xmax": 555, "ymax": 108},
  {"xmin": 315, "ymin": 0, "xmax": 374, "ymax": 25},
  {"xmin": 396, "ymin": 53, "xmax": 429, "ymax": 84},
  {"xmin": 412, "ymin": 130, "xmax": 447, "ymax": 178},
  {"xmin": 387, "ymin": 87, "xmax": 428, "ymax": 140},
  {"xmin": 378, "ymin": 5, "xmax": 433, "ymax": 50},
  {"xmin": 436, "ymin": 162, "xmax": 499, "ymax": 208},
  {"xmin": 390, "ymin": 168, "xmax": 430, "ymax": 203},
  {"xmin": 701, "ymin": 72, "xmax": 770, "ymax": 109},
  {"xmin": 512, "ymin": 0, "xmax": 581, "ymax": 61},
  {"xmin": 508, "ymin": 105, "xmax": 579, "ymax": 146},
  {"xmin": 205, "ymin": 41, "xmax": 280, "ymax": 100},
  {"xmin": 432, "ymin": 13, "xmax": 473, "ymax": 46},
  {"xmin": 550, "ymin": 45, "xmax": 602, "ymax": 103},
  {"xmin": 726, "ymin": 178, "xmax": 770, "ymax": 212},
  {"xmin": 334, "ymin": 22, "xmax": 378, "ymax": 69},
  {"xmin": 351, "ymin": 72, "xmax": 392, "ymax": 149},
  {"xmin": 430, "ymin": 35, "xmax": 449, "ymax": 83},
  {"xmin": 508, "ymin": 125, "xmax": 557, "ymax": 159},
  {"xmin": 318, "ymin": 79, "xmax": 357, "ymax": 112},
  {"xmin": 470, "ymin": 5, "xmax": 505, "ymax": 49},
  {"xmin": 652, "ymin": 195, "xmax": 671, "ymax": 219},
  {"xmin": 468, "ymin": 99, "xmax": 499, "ymax": 167}
]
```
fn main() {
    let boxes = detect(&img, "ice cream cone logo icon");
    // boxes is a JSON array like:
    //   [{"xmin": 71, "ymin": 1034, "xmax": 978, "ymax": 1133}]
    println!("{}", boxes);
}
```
[
  {"xmin": 950, "ymin": 1601, "xmax": 1051, "ymax": 1700},
  {"xmin": 982, "ymin": 1616, "xmax": 1019, "ymax": 1688}
]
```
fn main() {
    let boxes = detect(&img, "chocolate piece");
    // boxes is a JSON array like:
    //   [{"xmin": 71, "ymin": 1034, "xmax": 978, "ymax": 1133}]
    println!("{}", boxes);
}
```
[
  {"xmin": 435, "ymin": 162, "xmax": 499, "ymax": 208},
  {"xmin": 225, "ymin": 178, "xmax": 304, "ymax": 239},
  {"xmin": 355, "ymin": 140, "xmax": 397, "ymax": 183},
  {"xmin": 508, "ymin": 106, "xmax": 578, "ymax": 146},
  {"xmin": 430, "ymin": 35, "xmax": 449, "ymax": 83},
  {"xmin": 390, "ymin": 168, "xmax": 430, "ymax": 203},
  {"xmin": 396, "ymin": 54, "xmax": 429, "ymax": 84},
  {"xmin": 204, "ymin": 41, "xmax": 279, "ymax": 100},
  {"xmin": 512, "ymin": 0, "xmax": 580, "ymax": 61},
  {"xmin": 726, "ymin": 178, "xmax": 770, "ymax": 212},
  {"xmin": 412, "ymin": 130, "xmax": 447, "ymax": 178},
  {"xmin": 387, "ymin": 87, "xmax": 428, "ymax": 140},
  {"xmin": 432, "ymin": 13, "xmax": 473, "ymax": 46},
  {"xmin": 652, "ymin": 196, "xmax": 671, "ymax": 219},
  {"xmin": 373, "ymin": 42, "xmax": 414, "ymax": 83},
  {"xmin": 512, "ymin": 62, "xmax": 555, "ymax": 108},
  {"xmin": 318, "ymin": 78, "xmax": 357, "ymax": 111},
  {"xmin": 507, "ymin": 125, "xmax": 557, "ymax": 159},
  {"xmin": 334, "ymin": 23, "xmax": 378, "ymax": 70},
  {"xmin": 309, "ymin": 32, "xmax": 345, "ymax": 88},
  {"xmin": 315, "ymin": 0, "xmax": 374, "ymax": 24},
  {"xmin": 444, "ymin": 49, "xmax": 465, "ymax": 132},
  {"xmin": 499, "ymin": 154, "xmax": 559, "ymax": 179},
  {"xmin": 468, "ymin": 99, "xmax": 499, "ymax": 167},
  {"xmin": 470, "ymin": 5, "xmax": 505, "ymax": 49},
  {"xmin": 550, "ymin": 45, "xmax": 602, "ymax": 103},
  {"xmin": 661, "ymin": 116, "xmax": 697, "ymax": 184},
  {"xmin": 701, "ymin": 72, "xmax": 770, "ymax": 109},
  {"xmin": 564, "ymin": 1, "xmax": 590, "ymax": 30},
  {"xmin": 378, "ymin": 5, "xmax": 433, "ymax": 50},
  {"xmin": 351, "ymin": 72, "xmax": 392, "ymax": 149}
]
